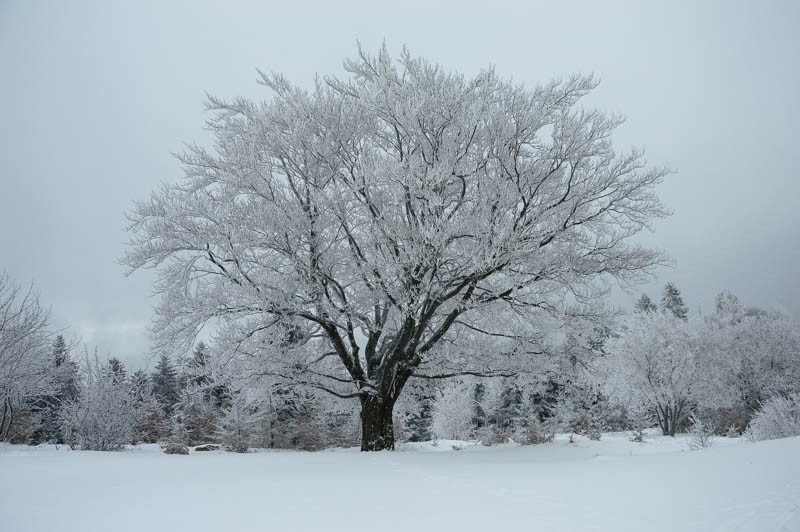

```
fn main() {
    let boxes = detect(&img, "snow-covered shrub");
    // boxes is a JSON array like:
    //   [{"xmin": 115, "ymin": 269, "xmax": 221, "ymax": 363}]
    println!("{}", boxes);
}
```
[
  {"xmin": 520, "ymin": 418, "xmax": 555, "ymax": 445},
  {"xmin": 163, "ymin": 441, "xmax": 189, "ymax": 455},
  {"xmin": 746, "ymin": 393, "xmax": 800, "ymax": 441},
  {"xmin": 482, "ymin": 427, "xmax": 511, "ymax": 446},
  {"xmin": 432, "ymin": 380, "xmax": 475, "ymax": 440},
  {"xmin": 131, "ymin": 395, "xmax": 169, "ymax": 444},
  {"xmin": 687, "ymin": 415, "xmax": 715, "ymax": 450},
  {"xmin": 697, "ymin": 295, "xmax": 800, "ymax": 431},
  {"xmin": 59, "ymin": 358, "xmax": 134, "ymax": 451},
  {"xmin": 221, "ymin": 400, "xmax": 251, "ymax": 453},
  {"xmin": 629, "ymin": 408, "xmax": 652, "ymax": 443},
  {"xmin": 605, "ymin": 313, "xmax": 699, "ymax": 436}
]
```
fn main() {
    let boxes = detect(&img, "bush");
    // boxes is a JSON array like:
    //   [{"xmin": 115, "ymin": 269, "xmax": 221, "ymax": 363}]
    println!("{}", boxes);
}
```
[
  {"xmin": 746, "ymin": 393, "xmax": 800, "ymax": 442},
  {"xmin": 59, "ymin": 360, "xmax": 134, "ymax": 451},
  {"xmin": 163, "ymin": 442, "xmax": 189, "ymax": 455},
  {"xmin": 629, "ymin": 408, "xmax": 652, "ymax": 443},
  {"xmin": 520, "ymin": 419, "xmax": 555, "ymax": 445},
  {"xmin": 687, "ymin": 415, "xmax": 715, "ymax": 450}
]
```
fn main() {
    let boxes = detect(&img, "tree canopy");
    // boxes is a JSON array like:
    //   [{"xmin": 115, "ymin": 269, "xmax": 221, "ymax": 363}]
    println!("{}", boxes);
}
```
[{"xmin": 124, "ymin": 46, "xmax": 669, "ymax": 450}]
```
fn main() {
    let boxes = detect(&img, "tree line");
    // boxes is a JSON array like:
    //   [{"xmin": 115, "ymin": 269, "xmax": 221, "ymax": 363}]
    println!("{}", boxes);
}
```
[{"xmin": 2, "ymin": 267, "xmax": 798, "ymax": 451}]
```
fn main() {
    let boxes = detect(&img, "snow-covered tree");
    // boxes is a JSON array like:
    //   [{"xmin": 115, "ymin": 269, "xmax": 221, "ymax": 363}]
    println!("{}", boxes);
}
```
[
  {"xmin": 151, "ymin": 354, "xmax": 179, "ymax": 417},
  {"xmin": 60, "ymin": 355, "xmax": 135, "ymax": 451},
  {"xmin": 221, "ymin": 395, "xmax": 254, "ymax": 453},
  {"xmin": 431, "ymin": 379, "xmax": 476, "ymax": 441},
  {"xmin": 30, "ymin": 335, "xmax": 80, "ymax": 444},
  {"xmin": 605, "ymin": 313, "xmax": 698, "ymax": 436},
  {"xmin": 660, "ymin": 282, "xmax": 688, "ymax": 321},
  {"xmin": 698, "ymin": 293, "xmax": 800, "ymax": 430},
  {"xmin": 634, "ymin": 293, "xmax": 657, "ymax": 314},
  {"xmin": 106, "ymin": 357, "xmax": 127, "ymax": 384},
  {"xmin": 0, "ymin": 273, "xmax": 55, "ymax": 442},
  {"xmin": 124, "ymin": 45, "xmax": 669, "ymax": 450},
  {"xmin": 402, "ymin": 380, "xmax": 435, "ymax": 442},
  {"xmin": 746, "ymin": 392, "xmax": 800, "ymax": 441}
]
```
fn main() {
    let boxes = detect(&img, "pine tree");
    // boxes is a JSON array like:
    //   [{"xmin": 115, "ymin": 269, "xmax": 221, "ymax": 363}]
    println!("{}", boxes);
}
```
[
  {"xmin": 405, "ymin": 387, "xmax": 434, "ymax": 442},
  {"xmin": 490, "ymin": 382, "xmax": 523, "ymax": 436},
  {"xmin": 130, "ymin": 370, "xmax": 149, "ymax": 402},
  {"xmin": 186, "ymin": 342, "xmax": 231, "ymax": 412},
  {"xmin": 132, "ymin": 394, "xmax": 168, "ymax": 444},
  {"xmin": 221, "ymin": 397, "xmax": 251, "ymax": 453},
  {"xmin": 106, "ymin": 357, "xmax": 127, "ymax": 384},
  {"xmin": 470, "ymin": 382, "xmax": 487, "ymax": 436},
  {"xmin": 634, "ymin": 293, "xmax": 658, "ymax": 314},
  {"xmin": 31, "ymin": 335, "xmax": 80, "ymax": 444},
  {"xmin": 661, "ymin": 282, "xmax": 688, "ymax": 320},
  {"xmin": 54, "ymin": 337, "xmax": 80, "ymax": 404},
  {"xmin": 151, "ymin": 354, "xmax": 179, "ymax": 417}
]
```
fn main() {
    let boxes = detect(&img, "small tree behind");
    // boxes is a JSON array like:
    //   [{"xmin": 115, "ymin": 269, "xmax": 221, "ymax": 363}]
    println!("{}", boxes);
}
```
[
  {"xmin": 661, "ymin": 282, "xmax": 688, "ymax": 321},
  {"xmin": 151, "ymin": 354, "xmax": 179, "ymax": 417},
  {"xmin": 606, "ymin": 313, "xmax": 697, "ymax": 436},
  {"xmin": 634, "ymin": 294, "xmax": 658, "ymax": 314}
]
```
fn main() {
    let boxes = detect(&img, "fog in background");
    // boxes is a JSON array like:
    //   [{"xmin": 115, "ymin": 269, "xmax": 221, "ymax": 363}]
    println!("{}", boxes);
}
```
[{"xmin": 1, "ymin": 1, "xmax": 798, "ymax": 369}]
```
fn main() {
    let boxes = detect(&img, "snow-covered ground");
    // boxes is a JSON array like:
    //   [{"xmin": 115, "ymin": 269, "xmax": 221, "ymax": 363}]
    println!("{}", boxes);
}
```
[{"xmin": 2, "ymin": 432, "xmax": 798, "ymax": 532}]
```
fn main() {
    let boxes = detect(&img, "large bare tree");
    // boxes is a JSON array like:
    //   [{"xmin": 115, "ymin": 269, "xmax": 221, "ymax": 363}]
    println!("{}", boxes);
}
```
[{"xmin": 124, "ymin": 46, "xmax": 668, "ymax": 450}]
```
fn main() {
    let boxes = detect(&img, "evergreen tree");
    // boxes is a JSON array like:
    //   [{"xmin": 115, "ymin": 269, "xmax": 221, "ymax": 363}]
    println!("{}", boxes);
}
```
[
  {"xmin": 128, "ymin": 369, "xmax": 169, "ymax": 444},
  {"xmin": 661, "ymin": 282, "xmax": 688, "ymax": 320},
  {"xmin": 470, "ymin": 382, "xmax": 487, "ymax": 436},
  {"xmin": 53, "ymin": 337, "xmax": 80, "ymax": 404},
  {"xmin": 404, "ymin": 385, "xmax": 434, "ymax": 442},
  {"xmin": 130, "ymin": 370, "xmax": 149, "ymax": 402},
  {"xmin": 634, "ymin": 293, "xmax": 658, "ymax": 314},
  {"xmin": 490, "ymin": 382, "xmax": 523, "ymax": 435},
  {"xmin": 221, "ymin": 397, "xmax": 251, "ymax": 453},
  {"xmin": 151, "ymin": 354, "xmax": 179, "ymax": 416},
  {"xmin": 186, "ymin": 342, "xmax": 231, "ymax": 412},
  {"xmin": 132, "ymin": 394, "xmax": 169, "ymax": 444},
  {"xmin": 31, "ymin": 335, "xmax": 80, "ymax": 444},
  {"xmin": 106, "ymin": 357, "xmax": 127, "ymax": 384}
]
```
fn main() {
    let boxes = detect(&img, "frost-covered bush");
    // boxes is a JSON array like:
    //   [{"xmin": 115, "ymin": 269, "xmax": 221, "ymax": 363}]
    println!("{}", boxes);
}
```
[
  {"xmin": 432, "ymin": 380, "xmax": 475, "ymax": 440},
  {"xmin": 60, "ymin": 358, "xmax": 134, "ymax": 451},
  {"xmin": 687, "ymin": 415, "xmax": 715, "ymax": 450},
  {"xmin": 628, "ymin": 408, "xmax": 652, "ymax": 443},
  {"xmin": 746, "ymin": 393, "xmax": 800, "ymax": 442},
  {"xmin": 221, "ymin": 400, "xmax": 251, "ymax": 453},
  {"xmin": 163, "ymin": 441, "xmax": 190, "ymax": 455},
  {"xmin": 520, "ymin": 418, "xmax": 555, "ymax": 445},
  {"xmin": 605, "ymin": 313, "xmax": 698, "ymax": 436}
]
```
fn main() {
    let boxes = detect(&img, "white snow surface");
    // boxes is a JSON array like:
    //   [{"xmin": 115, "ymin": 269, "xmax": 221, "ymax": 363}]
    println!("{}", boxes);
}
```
[{"xmin": 2, "ymin": 432, "xmax": 799, "ymax": 532}]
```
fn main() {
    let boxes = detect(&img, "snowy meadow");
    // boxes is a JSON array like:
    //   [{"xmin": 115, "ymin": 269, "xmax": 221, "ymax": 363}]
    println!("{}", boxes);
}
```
[{"xmin": 3, "ymin": 432, "xmax": 799, "ymax": 532}]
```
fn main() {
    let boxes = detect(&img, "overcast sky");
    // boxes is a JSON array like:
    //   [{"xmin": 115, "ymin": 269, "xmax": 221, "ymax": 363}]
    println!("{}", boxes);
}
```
[{"xmin": 1, "ymin": 1, "xmax": 798, "ymax": 369}]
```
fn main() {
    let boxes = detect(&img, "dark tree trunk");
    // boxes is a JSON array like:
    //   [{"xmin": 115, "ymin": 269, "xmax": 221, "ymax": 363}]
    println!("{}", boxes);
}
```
[
  {"xmin": 656, "ymin": 402, "xmax": 685, "ymax": 437},
  {"xmin": 360, "ymin": 395, "xmax": 395, "ymax": 451},
  {"xmin": 1, "ymin": 398, "xmax": 14, "ymax": 442}
]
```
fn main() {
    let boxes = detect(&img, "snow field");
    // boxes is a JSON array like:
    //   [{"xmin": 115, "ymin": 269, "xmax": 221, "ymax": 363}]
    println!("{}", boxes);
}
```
[{"xmin": 1, "ymin": 432, "xmax": 798, "ymax": 532}]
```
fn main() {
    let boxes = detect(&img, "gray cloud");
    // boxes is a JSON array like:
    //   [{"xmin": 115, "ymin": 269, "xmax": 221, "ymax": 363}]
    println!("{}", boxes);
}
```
[{"xmin": 1, "ymin": 0, "xmax": 798, "ymax": 367}]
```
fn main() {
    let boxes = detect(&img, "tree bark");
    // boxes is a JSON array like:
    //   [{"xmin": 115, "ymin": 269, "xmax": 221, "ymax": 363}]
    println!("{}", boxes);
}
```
[
  {"xmin": 360, "ymin": 394, "xmax": 395, "ymax": 451},
  {"xmin": 1, "ymin": 398, "xmax": 14, "ymax": 442}
]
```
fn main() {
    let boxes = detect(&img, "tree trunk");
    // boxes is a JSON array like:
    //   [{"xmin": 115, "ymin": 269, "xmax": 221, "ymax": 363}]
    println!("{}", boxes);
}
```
[
  {"xmin": 0, "ymin": 398, "xmax": 13, "ymax": 442},
  {"xmin": 360, "ymin": 395, "xmax": 395, "ymax": 451}
]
